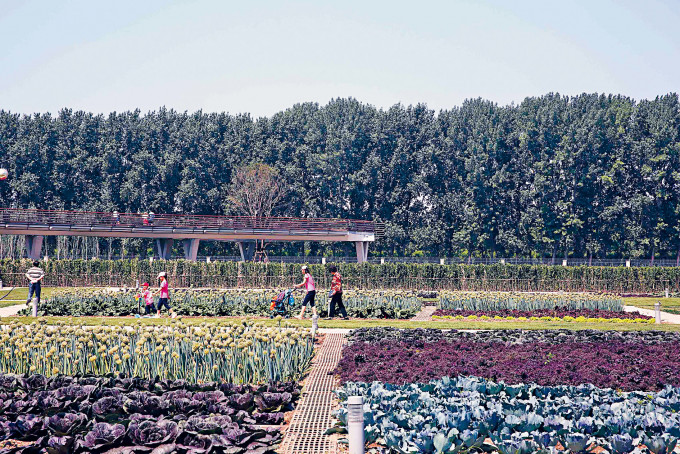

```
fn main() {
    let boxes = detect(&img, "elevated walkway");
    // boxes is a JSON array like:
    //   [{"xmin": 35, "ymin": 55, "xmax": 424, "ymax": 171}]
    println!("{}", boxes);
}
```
[{"xmin": 0, "ymin": 208, "xmax": 381, "ymax": 262}]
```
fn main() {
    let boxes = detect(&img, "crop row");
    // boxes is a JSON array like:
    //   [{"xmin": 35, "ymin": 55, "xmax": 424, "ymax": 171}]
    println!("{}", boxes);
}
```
[
  {"xmin": 0, "ymin": 321, "xmax": 314, "ymax": 384},
  {"xmin": 30, "ymin": 289, "xmax": 421, "ymax": 319},
  {"xmin": 438, "ymin": 291, "xmax": 624, "ymax": 312},
  {"xmin": 337, "ymin": 329, "xmax": 680, "ymax": 391},
  {"xmin": 334, "ymin": 376, "xmax": 680, "ymax": 454},
  {"xmin": 4, "ymin": 259, "xmax": 680, "ymax": 292},
  {"xmin": 346, "ymin": 327, "xmax": 680, "ymax": 344},
  {"xmin": 0, "ymin": 373, "xmax": 296, "ymax": 453},
  {"xmin": 432, "ymin": 308, "xmax": 652, "ymax": 322}
]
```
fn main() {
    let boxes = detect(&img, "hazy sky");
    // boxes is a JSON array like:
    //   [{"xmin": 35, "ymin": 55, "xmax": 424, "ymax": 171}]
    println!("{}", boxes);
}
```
[{"xmin": 1, "ymin": 0, "xmax": 678, "ymax": 117}]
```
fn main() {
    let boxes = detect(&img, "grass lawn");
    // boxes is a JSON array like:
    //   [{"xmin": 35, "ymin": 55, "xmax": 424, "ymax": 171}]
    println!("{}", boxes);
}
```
[
  {"xmin": 624, "ymin": 297, "xmax": 680, "ymax": 314},
  {"xmin": 2, "ymin": 315, "xmax": 680, "ymax": 331},
  {"xmin": 0, "ymin": 287, "xmax": 65, "ymax": 301}
]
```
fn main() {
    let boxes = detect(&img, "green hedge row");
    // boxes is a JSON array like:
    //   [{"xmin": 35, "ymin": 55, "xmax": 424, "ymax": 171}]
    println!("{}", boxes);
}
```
[{"xmin": 1, "ymin": 259, "xmax": 679, "ymax": 293}]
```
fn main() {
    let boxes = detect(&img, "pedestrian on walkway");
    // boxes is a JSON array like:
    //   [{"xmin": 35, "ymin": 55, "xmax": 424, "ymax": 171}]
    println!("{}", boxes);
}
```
[
  {"xmin": 325, "ymin": 265, "xmax": 348, "ymax": 320},
  {"xmin": 295, "ymin": 265, "xmax": 317, "ymax": 320},
  {"xmin": 25, "ymin": 260, "xmax": 44, "ymax": 305},
  {"xmin": 154, "ymin": 272, "xmax": 175, "ymax": 318}
]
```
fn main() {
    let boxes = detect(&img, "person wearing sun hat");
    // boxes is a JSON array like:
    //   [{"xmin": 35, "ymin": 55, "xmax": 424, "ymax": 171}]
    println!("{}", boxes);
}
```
[
  {"xmin": 294, "ymin": 265, "xmax": 317, "ymax": 320},
  {"xmin": 153, "ymin": 272, "xmax": 175, "ymax": 318}
]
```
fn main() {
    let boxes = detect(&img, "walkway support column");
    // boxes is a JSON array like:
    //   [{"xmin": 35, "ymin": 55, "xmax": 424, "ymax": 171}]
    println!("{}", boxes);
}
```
[
  {"xmin": 25, "ymin": 235, "xmax": 44, "ymax": 261},
  {"xmin": 237, "ymin": 241, "xmax": 255, "ymax": 262},
  {"xmin": 155, "ymin": 239, "xmax": 173, "ymax": 260},
  {"xmin": 182, "ymin": 239, "xmax": 200, "ymax": 261},
  {"xmin": 355, "ymin": 241, "xmax": 369, "ymax": 263}
]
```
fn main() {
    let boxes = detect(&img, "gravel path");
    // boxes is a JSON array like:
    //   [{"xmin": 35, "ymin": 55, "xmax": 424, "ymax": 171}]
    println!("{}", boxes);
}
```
[
  {"xmin": 625, "ymin": 305, "xmax": 680, "ymax": 324},
  {"xmin": 411, "ymin": 305, "xmax": 437, "ymax": 321}
]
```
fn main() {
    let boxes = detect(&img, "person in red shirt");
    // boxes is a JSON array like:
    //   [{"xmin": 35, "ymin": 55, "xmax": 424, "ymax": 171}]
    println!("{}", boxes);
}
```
[{"xmin": 326, "ymin": 265, "xmax": 348, "ymax": 320}]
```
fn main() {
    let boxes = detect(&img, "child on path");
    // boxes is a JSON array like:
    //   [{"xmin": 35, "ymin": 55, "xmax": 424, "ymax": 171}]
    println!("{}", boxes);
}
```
[
  {"xmin": 295, "ymin": 265, "xmax": 317, "ymax": 320},
  {"xmin": 139, "ymin": 282, "xmax": 156, "ymax": 315},
  {"xmin": 325, "ymin": 265, "xmax": 348, "ymax": 320},
  {"xmin": 154, "ymin": 272, "xmax": 175, "ymax": 318}
]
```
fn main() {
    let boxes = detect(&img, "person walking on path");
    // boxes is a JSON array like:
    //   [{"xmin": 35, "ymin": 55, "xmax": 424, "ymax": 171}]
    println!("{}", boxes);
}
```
[
  {"xmin": 25, "ymin": 261, "xmax": 44, "ymax": 305},
  {"xmin": 325, "ymin": 265, "xmax": 348, "ymax": 320},
  {"xmin": 295, "ymin": 265, "xmax": 317, "ymax": 320},
  {"xmin": 154, "ymin": 272, "xmax": 175, "ymax": 318}
]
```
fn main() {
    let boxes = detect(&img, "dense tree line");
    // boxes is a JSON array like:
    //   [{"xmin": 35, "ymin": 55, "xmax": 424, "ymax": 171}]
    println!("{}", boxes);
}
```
[{"xmin": 0, "ymin": 93, "xmax": 679, "ymax": 260}]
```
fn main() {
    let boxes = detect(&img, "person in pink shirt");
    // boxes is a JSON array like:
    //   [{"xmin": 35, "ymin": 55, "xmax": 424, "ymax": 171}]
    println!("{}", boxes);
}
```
[
  {"xmin": 153, "ymin": 272, "xmax": 175, "ymax": 318},
  {"xmin": 295, "ymin": 265, "xmax": 317, "ymax": 320}
]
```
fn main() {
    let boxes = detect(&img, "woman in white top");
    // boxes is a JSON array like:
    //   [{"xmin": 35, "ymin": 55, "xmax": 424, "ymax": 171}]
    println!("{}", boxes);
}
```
[{"xmin": 295, "ymin": 265, "xmax": 317, "ymax": 319}]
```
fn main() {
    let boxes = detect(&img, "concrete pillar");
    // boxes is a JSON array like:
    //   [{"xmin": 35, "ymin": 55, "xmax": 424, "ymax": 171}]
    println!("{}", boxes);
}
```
[
  {"xmin": 25, "ymin": 235, "xmax": 44, "ymax": 260},
  {"xmin": 182, "ymin": 239, "xmax": 200, "ymax": 261},
  {"xmin": 562, "ymin": 259, "xmax": 568, "ymax": 267},
  {"xmin": 355, "ymin": 241, "xmax": 369, "ymax": 263},
  {"xmin": 155, "ymin": 239, "xmax": 173, "ymax": 260},
  {"xmin": 626, "ymin": 260, "xmax": 631, "ymax": 268},
  {"xmin": 237, "ymin": 241, "xmax": 255, "ymax": 262},
  {"xmin": 439, "ymin": 258, "xmax": 445, "ymax": 265}
]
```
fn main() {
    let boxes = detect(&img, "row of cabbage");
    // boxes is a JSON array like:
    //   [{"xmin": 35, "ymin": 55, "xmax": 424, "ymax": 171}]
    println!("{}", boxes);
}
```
[
  {"xmin": 30, "ymin": 288, "xmax": 421, "ymax": 319},
  {"xmin": 438, "ymin": 291, "xmax": 624, "ymax": 312},
  {"xmin": 334, "ymin": 376, "xmax": 680, "ymax": 454},
  {"xmin": 0, "ymin": 320, "xmax": 314, "ymax": 383},
  {"xmin": 0, "ymin": 373, "xmax": 295, "ymax": 453}
]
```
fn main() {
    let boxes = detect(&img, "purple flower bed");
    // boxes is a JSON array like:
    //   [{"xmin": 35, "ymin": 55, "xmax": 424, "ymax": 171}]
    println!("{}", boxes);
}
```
[
  {"xmin": 432, "ymin": 308, "xmax": 652, "ymax": 320},
  {"xmin": 335, "ymin": 339, "xmax": 680, "ymax": 391}
]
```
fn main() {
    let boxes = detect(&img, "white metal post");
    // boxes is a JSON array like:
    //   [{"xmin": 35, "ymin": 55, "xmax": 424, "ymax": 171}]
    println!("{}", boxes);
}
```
[
  {"xmin": 562, "ymin": 259, "xmax": 568, "ymax": 267},
  {"xmin": 322, "ymin": 257, "xmax": 326, "ymax": 265},
  {"xmin": 380, "ymin": 258, "xmax": 385, "ymax": 265},
  {"xmin": 655, "ymin": 301, "xmax": 661, "ymax": 324},
  {"xmin": 31, "ymin": 297, "xmax": 38, "ymax": 317},
  {"xmin": 500, "ymin": 258, "xmax": 506, "ymax": 265},
  {"xmin": 626, "ymin": 260, "xmax": 631, "ymax": 267},
  {"xmin": 665, "ymin": 288, "xmax": 669, "ymax": 298},
  {"xmin": 311, "ymin": 314, "xmax": 319, "ymax": 337},
  {"xmin": 439, "ymin": 258, "xmax": 445, "ymax": 265},
  {"xmin": 347, "ymin": 395, "xmax": 365, "ymax": 454}
]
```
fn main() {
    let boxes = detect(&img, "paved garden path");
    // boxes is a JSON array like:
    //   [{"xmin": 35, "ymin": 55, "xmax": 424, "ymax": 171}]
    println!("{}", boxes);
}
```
[
  {"xmin": 278, "ymin": 331, "xmax": 347, "ymax": 454},
  {"xmin": 0, "ymin": 304, "xmax": 25, "ymax": 317},
  {"xmin": 412, "ymin": 305, "xmax": 437, "ymax": 321},
  {"xmin": 625, "ymin": 305, "xmax": 680, "ymax": 324}
]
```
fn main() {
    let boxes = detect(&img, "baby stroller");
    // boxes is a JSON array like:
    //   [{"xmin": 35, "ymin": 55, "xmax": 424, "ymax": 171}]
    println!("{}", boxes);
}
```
[{"xmin": 270, "ymin": 288, "xmax": 295, "ymax": 318}]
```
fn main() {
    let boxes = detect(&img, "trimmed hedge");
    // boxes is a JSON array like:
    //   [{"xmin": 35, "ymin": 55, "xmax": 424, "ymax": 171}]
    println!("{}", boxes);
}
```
[{"xmin": 1, "ymin": 259, "xmax": 680, "ymax": 293}]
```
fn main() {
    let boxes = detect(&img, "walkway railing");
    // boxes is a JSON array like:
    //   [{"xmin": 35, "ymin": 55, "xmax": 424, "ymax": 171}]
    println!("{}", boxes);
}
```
[{"xmin": 0, "ymin": 208, "xmax": 382, "ymax": 234}]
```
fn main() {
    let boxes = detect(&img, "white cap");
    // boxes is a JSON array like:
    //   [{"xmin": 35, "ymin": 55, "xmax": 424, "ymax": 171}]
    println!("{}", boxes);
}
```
[
  {"xmin": 301, "ymin": 265, "xmax": 308, "ymax": 271},
  {"xmin": 157, "ymin": 272, "xmax": 167, "ymax": 278}
]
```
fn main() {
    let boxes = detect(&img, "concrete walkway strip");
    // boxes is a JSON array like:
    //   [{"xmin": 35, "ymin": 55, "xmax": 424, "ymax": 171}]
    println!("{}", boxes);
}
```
[
  {"xmin": 0, "ymin": 304, "xmax": 26, "ymax": 317},
  {"xmin": 625, "ymin": 305, "xmax": 680, "ymax": 324},
  {"xmin": 278, "ymin": 332, "xmax": 347, "ymax": 454},
  {"xmin": 411, "ymin": 305, "xmax": 437, "ymax": 321}
]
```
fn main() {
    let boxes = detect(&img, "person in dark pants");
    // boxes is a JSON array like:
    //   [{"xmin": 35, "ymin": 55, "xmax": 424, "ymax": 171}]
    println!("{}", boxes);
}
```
[
  {"xmin": 25, "ymin": 261, "xmax": 44, "ymax": 305},
  {"xmin": 325, "ymin": 265, "xmax": 348, "ymax": 320}
]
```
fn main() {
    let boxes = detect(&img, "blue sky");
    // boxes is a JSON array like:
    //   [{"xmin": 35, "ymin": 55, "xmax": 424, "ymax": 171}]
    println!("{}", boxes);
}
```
[{"xmin": 1, "ymin": 0, "xmax": 678, "ymax": 117}]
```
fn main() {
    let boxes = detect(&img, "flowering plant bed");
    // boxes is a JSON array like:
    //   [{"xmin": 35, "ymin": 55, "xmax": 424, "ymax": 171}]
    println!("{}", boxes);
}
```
[
  {"xmin": 0, "ymin": 373, "xmax": 296, "ymax": 453},
  {"xmin": 432, "ymin": 307, "xmax": 653, "ymax": 323},
  {"xmin": 334, "ymin": 376, "xmax": 680, "ymax": 454},
  {"xmin": 335, "ymin": 329, "xmax": 680, "ymax": 391}
]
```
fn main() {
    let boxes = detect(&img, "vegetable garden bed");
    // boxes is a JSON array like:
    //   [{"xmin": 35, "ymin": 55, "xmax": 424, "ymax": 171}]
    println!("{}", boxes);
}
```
[
  {"xmin": 331, "ymin": 328, "xmax": 680, "ymax": 453},
  {"xmin": 432, "ymin": 308, "xmax": 653, "ymax": 324},
  {"xmin": 0, "ymin": 321, "xmax": 317, "ymax": 453},
  {"xmin": 28, "ymin": 289, "xmax": 421, "ymax": 319},
  {"xmin": 0, "ymin": 373, "xmax": 296, "ymax": 453}
]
